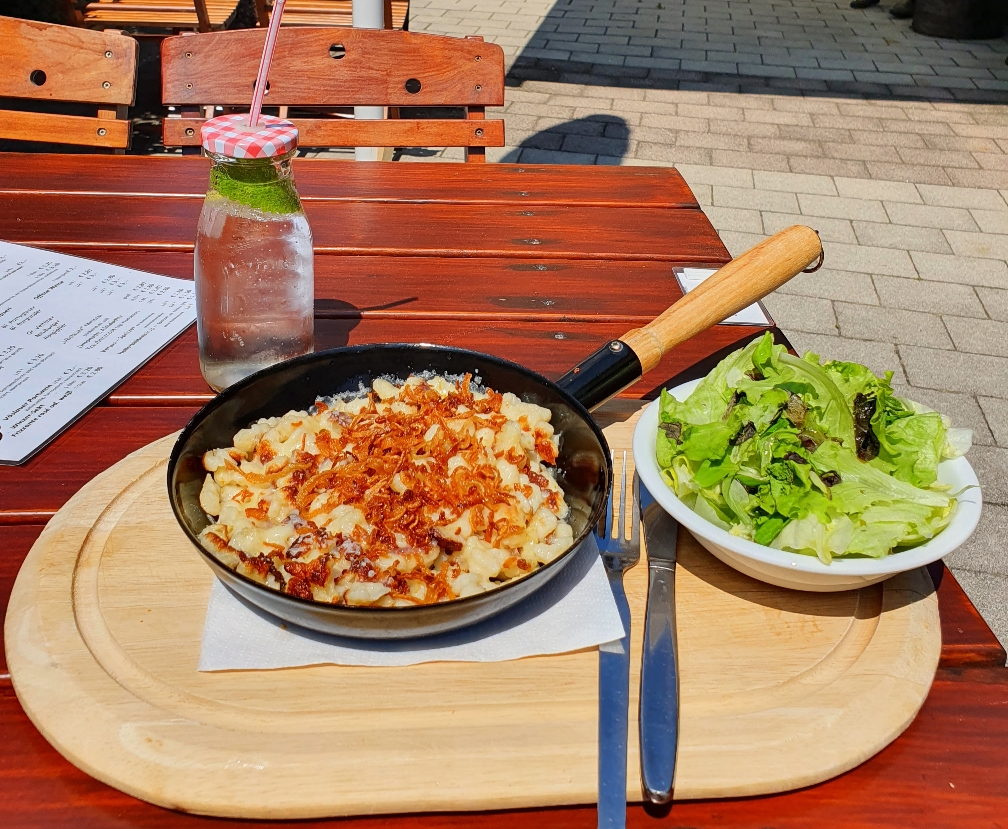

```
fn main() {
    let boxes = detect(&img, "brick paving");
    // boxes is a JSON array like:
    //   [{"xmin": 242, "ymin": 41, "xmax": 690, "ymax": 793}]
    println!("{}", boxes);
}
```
[{"xmin": 405, "ymin": 0, "xmax": 1008, "ymax": 652}]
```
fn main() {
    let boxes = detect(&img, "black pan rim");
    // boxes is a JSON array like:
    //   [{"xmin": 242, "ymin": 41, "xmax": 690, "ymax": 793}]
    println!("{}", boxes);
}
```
[{"xmin": 167, "ymin": 342, "xmax": 612, "ymax": 619}]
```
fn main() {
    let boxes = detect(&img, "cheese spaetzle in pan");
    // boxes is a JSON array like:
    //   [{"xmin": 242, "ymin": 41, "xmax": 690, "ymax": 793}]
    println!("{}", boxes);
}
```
[{"xmin": 198, "ymin": 374, "xmax": 573, "ymax": 607}]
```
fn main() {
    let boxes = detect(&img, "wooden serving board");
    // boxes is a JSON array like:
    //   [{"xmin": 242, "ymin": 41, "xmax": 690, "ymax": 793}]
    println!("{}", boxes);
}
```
[{"xmin": 4, "ymin": 407, "xmax": 941, "ymax": 819}]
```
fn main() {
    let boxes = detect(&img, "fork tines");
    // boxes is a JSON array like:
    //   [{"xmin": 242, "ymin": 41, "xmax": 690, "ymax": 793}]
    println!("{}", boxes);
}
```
[{"xmin": 597, "ymin": 451, "xmax": 640, "ymax": 560}]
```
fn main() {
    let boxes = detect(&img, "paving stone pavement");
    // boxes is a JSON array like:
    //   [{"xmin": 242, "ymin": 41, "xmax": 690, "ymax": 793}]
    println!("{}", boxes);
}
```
[{"xmin": 404, "ymin": 0, "xmax": 1008, "ymax": 654}]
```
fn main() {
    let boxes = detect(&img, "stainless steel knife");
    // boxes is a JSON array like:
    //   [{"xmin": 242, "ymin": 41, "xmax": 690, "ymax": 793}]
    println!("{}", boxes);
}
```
[{"xmin": 638, "ymin": 482, "xmax": 680, "ymax": 804}]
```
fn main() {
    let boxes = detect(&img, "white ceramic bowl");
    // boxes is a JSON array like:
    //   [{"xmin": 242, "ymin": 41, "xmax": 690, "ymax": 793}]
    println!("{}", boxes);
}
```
[{"xmin": 632, "ymin": 379, "xmax": 983, "ymax": 592}]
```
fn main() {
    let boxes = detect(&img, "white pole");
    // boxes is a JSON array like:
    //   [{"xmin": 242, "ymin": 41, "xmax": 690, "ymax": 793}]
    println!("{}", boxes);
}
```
[{"xmin": 353, "ymin": 0, "xmax": 386, "ymax": 161}]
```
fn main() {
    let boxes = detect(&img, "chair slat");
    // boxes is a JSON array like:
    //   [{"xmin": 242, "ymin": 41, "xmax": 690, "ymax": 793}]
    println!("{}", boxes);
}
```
[
  {"xmin": 161, "ymin": 28, "xmax": 504, "ymax": 108},
  {"xmin": 0, "ymin": 16, "xmax": 137, "ymax": 105},
  {"xmin": 163, "ymin": 116, "xmax": 504, "ymax": 148},
  {"xmin": 0, "ymin": 15, "xmax": 136, "ymax": 151},
  {"xmin": 82, "ymin": 0, "xmax": 240, "ymax": 31},
  {"xmin": 161, "ymin": 28, "xmax": 503, "ymax": 161},
  {"xmin": 0, "ymin": 109, "xmax": 131, "ymax": 149}
]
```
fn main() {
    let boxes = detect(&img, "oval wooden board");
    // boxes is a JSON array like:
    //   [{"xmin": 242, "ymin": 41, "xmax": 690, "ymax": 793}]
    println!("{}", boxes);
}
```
[{"xmin": 5, "ymin": 407, "xmax": 941, "ymax": 819}]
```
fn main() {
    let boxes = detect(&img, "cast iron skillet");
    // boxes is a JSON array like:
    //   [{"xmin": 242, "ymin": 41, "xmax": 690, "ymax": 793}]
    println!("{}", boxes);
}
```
[{"xmin": 168, "ymin": 226, "xmax": 823, "ymax": 639}]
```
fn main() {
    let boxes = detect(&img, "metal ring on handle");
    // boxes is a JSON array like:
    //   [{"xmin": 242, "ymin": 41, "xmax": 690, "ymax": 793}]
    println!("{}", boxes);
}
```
[{"xmin": 803, "ymin": 232, "xmax": 824, "ymax": 273}]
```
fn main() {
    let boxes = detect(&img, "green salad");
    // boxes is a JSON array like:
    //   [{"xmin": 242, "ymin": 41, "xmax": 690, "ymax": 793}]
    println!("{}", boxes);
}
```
[{"xmin": 656, "ymin": 332, "xmax": 972, "ymax": 563}]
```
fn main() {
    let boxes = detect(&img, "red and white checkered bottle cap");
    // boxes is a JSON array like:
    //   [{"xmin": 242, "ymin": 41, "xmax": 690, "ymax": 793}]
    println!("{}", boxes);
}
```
[{"xmin": 200, "ymin": 113, "xmax": 298, "ymax": 159}]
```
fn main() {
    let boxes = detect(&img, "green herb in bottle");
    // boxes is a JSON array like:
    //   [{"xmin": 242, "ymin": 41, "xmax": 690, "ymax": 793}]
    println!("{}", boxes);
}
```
[{"xmin": 208, "ymin": 158, "xmax": 301, "ymax": 214}]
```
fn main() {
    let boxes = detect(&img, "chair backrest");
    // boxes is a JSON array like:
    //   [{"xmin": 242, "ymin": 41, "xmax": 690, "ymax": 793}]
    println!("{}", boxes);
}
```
[
  {"xmin": 161, "ymin": 27, "xmax": 504, "ymax": 161},
  {"xmin": 80, "ymin": 0, "xmax": 240, "ymax": 33},
  {"xmin": 0, "ymin": 15, "xmax": 137, "ymax": 150}
]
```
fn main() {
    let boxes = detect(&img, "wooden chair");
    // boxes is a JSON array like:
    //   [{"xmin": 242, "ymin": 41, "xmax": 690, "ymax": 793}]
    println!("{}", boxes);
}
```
[
  {"xmin": 79, "ymin": 0, "xmax": 242, "ymax": 33},
  {"xmin": 253, "ymin": 0, "xmax": 409, "ymax": 30},
  {"xmin": 161, "ymin": 27, "xmax": 504, "ymax": 161},
  {"xmin": 0, "ymin": 15, "xmax": 137, "ymax": 151}
]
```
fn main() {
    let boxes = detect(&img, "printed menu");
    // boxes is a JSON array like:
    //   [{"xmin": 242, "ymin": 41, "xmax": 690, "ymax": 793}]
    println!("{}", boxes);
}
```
[{"xmin": 0, "ymin": 241, "xmax": 196, "ymax": 465}]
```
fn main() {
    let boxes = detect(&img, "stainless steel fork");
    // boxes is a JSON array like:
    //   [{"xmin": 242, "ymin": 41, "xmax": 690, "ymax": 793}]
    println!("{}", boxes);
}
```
[{"xmin": 597, "ymin": 453, "xmax": 641, "ymax": 829}]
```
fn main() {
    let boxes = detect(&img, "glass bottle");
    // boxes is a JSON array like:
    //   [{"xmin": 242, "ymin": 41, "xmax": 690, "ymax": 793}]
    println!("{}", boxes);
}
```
[{"xmin": 194, "ymin": 114, "xmax": 314, "ymax": 391}]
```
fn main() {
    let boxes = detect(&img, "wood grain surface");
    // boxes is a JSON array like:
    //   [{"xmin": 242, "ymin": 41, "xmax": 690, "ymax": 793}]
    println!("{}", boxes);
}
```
[
  {"xmin": 163, "ymin": 116, "xmax": 506, "ymax": 149},
  {"xmin": 2, "ymin": 252, "xmax": 715, "ymax": 319},
  {"xmin": 109, "ymin": 321, "xmax": 767, "ymax": 403},
  {"xmin": 0, "ymin": 160, "xmax": 730, "ymax": 526},
  {"xmin": 1, "ymin": 666, "xmax": 1005, "ymax": 829},
  {"xmin": 160, "ymin": 27, "xmax": 504, "ymax": 155},
  {"xmin": 0, "ymin": 155, "xmax": 701, "ymax": 207},
  {"xmin": 1, "ymin": 155, "xmax": 1006, "ymax": 827},
  {"xmin": 0, "ymin": 525, "xmax": 46, "ymax": 676},
  {"xmin": 0, "ymin": 18, "xmax": 136, "ymax": 150},
  {"xmin": 4, "ymin": 413, "xmax": 941, "ymax": 817},
  {"xmin": 0, "ymin": 110, "xmax": 132, "ymax": 150},
  {"xmin": 0, "ymin": 17, "xmax": 137, "ymax": 106},
  {"xmin": 0, "ymin": 524, "xmax": 1002, "ymax": 829},
  {"xmin": 0, "ymin": 407, "xmax": 199, "ymax": 524},
  {"xmin": 81, "ymin": 0, "xmax": 241, "ymax": 30},
  {"xmin": 0, "ymin": 194, "xmax": 726, "ymax": 262},
  {"xmin": 162, "ymin": 28, "xmax": 505, "ymax": 108}
]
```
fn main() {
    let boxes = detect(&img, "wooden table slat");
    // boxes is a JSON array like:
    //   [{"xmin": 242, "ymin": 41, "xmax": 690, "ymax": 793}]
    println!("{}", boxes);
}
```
[
  {"xmin": 106, "ymin": 321, "xmax": 767, "ymax": 410},
  {"xmin": 930, "ymin": 562, "xmax": 1008, "ymax": 668},
  {"xmin": 0, "ymin": 194, "xmax": 727, "ymax": 262},
  {"xmin": 0, "ymin": 155, "xmax": 700, "ymax": 208},
  {"xmin": 0, "ymin": 407, "xmax": 199, "ymax": 522},
  {"xmin": 0, "ymin": 525, "xmax": 45, "ymax": 678},
  {"xmin": 14, "ymin": 251, "xmax": 738, "ymax": 323}
]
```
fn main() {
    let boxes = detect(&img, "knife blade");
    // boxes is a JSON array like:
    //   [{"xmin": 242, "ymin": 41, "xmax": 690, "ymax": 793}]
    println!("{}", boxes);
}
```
[{"xmin": 638, "ymin": 483, "xmax": 680, "ymax": 804}]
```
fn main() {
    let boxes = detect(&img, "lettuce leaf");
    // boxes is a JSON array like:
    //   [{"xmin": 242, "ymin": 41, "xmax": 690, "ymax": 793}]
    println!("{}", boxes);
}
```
[
  {"xmin": 809, "ymin": 440, "xmax": 950, "ymax": 508},
  {"xmin": 654, "ymin": 331, "xmax": 969, "ymax": 563},
  {"xmin": 820, "ymin": 358, "xmax": 887, "ymax": 405},
  {"xmin": 659, "ymin": 339, "xmax": 761, "ymax": 426},
  {"xmin": 813, "ymin": 356, "xmax": 967, "ymax": 487},
  {"xmin": 875, "ymin": 409, "xmax": 945, "ymax": 487},
  {"xmin": 771, "ymin": 514, "xmax": 854, "ymax": 565}
]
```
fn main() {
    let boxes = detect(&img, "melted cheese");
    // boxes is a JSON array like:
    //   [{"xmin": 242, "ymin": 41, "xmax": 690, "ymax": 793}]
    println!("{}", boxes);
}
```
[{"xmin": 198, "ymin": 374, "xmax": 572, "ymax": 607}]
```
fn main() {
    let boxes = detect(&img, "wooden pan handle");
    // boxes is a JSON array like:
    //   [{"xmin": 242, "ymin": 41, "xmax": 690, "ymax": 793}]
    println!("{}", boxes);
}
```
[
  {"xmin": 556, "ymin": 225, "xmax": 823, "ymax": 411},
  {"xmin": 621, "ymin": 225, "xmax": 822, "ymax": 374}
]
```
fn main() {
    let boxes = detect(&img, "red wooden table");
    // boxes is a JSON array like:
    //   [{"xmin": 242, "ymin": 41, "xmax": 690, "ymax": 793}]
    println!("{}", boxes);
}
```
[{"xmin": 0, "ymin": 154, "xmax": 1005, "ymax": 828}]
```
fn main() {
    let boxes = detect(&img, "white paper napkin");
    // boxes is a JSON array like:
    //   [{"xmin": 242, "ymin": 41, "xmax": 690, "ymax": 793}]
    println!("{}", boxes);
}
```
[
  {"xmin": 198, "ymin": 534, "xmax": 624, "ymax": 670},
  {"xmin": 676, "ymin": 267, "xmax": 771, "ymax": 325}
]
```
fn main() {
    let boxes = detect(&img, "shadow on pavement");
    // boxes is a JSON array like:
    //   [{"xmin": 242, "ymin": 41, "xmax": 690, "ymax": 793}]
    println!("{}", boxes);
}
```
[
  {"xmin": 501, "ymin": 114, "xmax": 630, "ymax": 163},
  {"xmin": 507, "ymin": 0, "xmax": 1008, "ymax": 104}
]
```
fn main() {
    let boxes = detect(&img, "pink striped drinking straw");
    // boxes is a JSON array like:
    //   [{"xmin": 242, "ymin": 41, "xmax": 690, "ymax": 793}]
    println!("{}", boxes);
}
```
[{"xmin": 248, "ymin": 0, "xmax": 287, "ymax": 127}]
